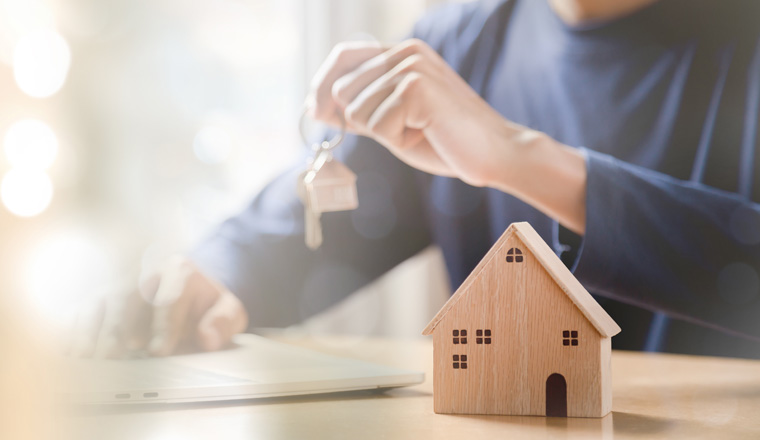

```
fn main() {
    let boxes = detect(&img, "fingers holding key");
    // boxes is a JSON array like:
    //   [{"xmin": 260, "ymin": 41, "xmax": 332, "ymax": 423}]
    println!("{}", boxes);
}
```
[
  {"xmin": 309, "ymin": 38, "xmax": 451, "ymax": 139},
  {"xmin": 308, "ymin": 41, "xmax": 387, "ymax": 127},
  {"xmin": 344, "ymin": 54, "xmax": 437, "ymax": 137},
  {"xmin": 316, "ymin": 36, "xmax": 540, "ymax": 191},
  {"xmin": 329, "ymin": 39, "xmax": 438, "ymax": 109}
]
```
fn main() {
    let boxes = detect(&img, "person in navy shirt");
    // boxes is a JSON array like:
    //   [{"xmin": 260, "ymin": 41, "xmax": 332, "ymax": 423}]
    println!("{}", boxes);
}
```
[{"xmin": 75, "ymin": 0, "xmax": 760, "ymax": 359}]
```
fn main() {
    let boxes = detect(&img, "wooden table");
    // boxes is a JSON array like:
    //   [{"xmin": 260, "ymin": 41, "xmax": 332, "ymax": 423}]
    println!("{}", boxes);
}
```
[{"xmin": 63, "ymin": 332, "xmax": 760, "ymax": 440}]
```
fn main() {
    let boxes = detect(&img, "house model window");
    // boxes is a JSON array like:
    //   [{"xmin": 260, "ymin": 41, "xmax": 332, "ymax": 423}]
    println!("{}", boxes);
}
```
[
  {"xmin": 476, "ymin": 329, "xmax": 492, "ymax": 344},
  {"xmin": 506, "ymin": 248, "xmax": 523, "ymax": 263},
  {"xmin": 453, "ymin": 354, "xmax": 468, "ymax": 369},
  {"xmin": 453, "ymin": 329, "xmax": 467, "ymax": 344},
  {"xmin": 563, "ymin": 330, "xmax": 579, "ymax": 346}
]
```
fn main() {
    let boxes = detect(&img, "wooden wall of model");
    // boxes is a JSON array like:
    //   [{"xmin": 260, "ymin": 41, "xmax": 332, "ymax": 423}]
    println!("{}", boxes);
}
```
[{"xmin": 423, "ymin": 222, "xmax": 619, "ymax": 418}]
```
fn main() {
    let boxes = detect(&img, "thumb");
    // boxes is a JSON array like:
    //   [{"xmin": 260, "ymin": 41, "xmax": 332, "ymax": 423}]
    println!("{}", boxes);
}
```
[{"xmin": 196, "ymin": 291, "xmax": 248, "ymax": 352}]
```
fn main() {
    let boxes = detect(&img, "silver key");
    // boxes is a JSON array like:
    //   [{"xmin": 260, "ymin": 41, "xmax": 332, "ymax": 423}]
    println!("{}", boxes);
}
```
[
  {"xmin": 304, "ymin": 196, "xmax": 323, "ymax": 250},
  {"xmin": 297, "ymin": 169, "xmax": 323, "ymax": 250},
  {"xmin": 297, "ymin": 109, "xmax": 357, "ymax": 250}
]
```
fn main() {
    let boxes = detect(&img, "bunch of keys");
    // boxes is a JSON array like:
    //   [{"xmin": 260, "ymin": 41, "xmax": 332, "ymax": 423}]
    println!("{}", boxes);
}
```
[{"xmin": 297, "ymin": 110, "xmax": 358, "ymax": 250}]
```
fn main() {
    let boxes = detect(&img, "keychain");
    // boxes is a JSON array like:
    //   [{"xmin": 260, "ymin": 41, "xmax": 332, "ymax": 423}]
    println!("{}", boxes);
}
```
[{"xmin": 297, "ymin": 109, "xmax": 358, "ymax": 250}]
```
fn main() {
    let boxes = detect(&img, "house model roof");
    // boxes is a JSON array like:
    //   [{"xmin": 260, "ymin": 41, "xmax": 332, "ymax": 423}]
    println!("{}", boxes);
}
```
[{"xmin": 422, "ymin": 222, "xmax": 621, "ymax": 338}]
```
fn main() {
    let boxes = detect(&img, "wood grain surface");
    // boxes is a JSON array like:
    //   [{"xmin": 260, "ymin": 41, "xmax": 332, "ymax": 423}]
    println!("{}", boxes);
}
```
[{"xmin": 62, "ymin": 333, "xmax": 760, "ymax": 440}]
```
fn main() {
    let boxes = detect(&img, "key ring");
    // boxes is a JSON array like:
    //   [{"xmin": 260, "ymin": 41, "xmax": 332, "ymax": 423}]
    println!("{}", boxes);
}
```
[{"xmin": 299, "ymin": 105, "xmax": 346, "ymax": 152}]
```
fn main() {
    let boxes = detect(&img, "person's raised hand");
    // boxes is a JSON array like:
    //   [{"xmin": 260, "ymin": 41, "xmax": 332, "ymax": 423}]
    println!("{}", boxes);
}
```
[
  {"xmin": 306, "ymin": 38, "xmax": 546, "ymax": 189},
  {"xmin": 69, "ymin": 257, "xmax": 248, "ymax": 358}
]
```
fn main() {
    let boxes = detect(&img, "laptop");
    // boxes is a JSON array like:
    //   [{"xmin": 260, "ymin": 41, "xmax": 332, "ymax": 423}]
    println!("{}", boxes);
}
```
[{"xmin": 61, "ymin": 334, "xmax": 424, "ymax": 404}]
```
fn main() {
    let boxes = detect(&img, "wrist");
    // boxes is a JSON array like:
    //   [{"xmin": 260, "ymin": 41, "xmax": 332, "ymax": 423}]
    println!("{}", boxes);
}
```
[
  {"xmin": 485, "ymin": 124, "xmax": 553, "ymax": 192},
  {"xmin": 486, "ymin": 125, "xmax": 588, "ymax": 235}
]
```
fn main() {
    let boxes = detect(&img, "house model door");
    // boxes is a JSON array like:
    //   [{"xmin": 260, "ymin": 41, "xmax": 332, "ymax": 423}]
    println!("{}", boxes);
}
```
[{"xmin": 546, "ymin": 373, "xmax": 567, "ymax": 417}]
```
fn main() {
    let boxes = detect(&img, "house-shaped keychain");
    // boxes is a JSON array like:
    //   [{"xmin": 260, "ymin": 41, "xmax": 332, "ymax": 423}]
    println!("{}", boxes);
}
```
[
  {"xmin": 304, "ymin": 158, "xmax": 358, "ymax": 213},
  {"xmin": 422, "ymin": 222, "xmax": 621, "ymax": 418}
]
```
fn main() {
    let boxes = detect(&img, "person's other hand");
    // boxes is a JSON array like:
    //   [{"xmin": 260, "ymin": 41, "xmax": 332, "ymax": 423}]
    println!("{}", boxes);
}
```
[
  {"xmin": 69, "ymin": 257, "xmax": 248, "ymax": 358},
  {"xmin": 307, "ymin": 39, "xmax": 546, "ymax": 189}
]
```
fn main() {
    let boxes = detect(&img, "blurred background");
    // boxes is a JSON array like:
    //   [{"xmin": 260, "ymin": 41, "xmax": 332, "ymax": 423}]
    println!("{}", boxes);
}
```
[{"xmin": 0, "ymin": 0, "xmax": 458, "ymax": 344}]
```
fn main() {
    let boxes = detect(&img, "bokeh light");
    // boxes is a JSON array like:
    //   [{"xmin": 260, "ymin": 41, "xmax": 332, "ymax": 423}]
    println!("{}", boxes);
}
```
[
  {"xmin": 4, "ymin": 119, "xmax": 58, "ymax": 170},
  {"xmin": 1, "ymin": 168, "xmax": 53, "ymax": 217},
  {"xmin": 0, "ymin": 0, "xmax": 55, "ymax": 65},
  {"xmin": 25, "ymin": 232, "xmax": 114, "ymax": 323},
  {"xmin": 13, "ymin": 29, "xmax": 71, "ymax": 98}
]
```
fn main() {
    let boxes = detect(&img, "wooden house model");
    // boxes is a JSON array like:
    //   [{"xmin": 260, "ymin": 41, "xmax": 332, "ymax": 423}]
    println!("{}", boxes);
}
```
[{"xmin": 422, "ymin": 222, "xmax": 621, "ymax": 418}]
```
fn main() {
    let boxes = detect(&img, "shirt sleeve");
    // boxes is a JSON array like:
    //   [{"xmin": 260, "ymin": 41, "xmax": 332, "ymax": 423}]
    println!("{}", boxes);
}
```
[
  {"xmin": 572, "ymin": 148, "xmax": 760, "ymax": 340},
  {"xmin": 189, "ymin": 134, "xmax": 432, "ymax": 327}
]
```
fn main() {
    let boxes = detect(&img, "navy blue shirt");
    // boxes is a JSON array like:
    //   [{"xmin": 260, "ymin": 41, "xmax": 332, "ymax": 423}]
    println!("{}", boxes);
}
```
[{"xmin": 193, "ymin": 0, "xmax": 760, "ymax": 358}]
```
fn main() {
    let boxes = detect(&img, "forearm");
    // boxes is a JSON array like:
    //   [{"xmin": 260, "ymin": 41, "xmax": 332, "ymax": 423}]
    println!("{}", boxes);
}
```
[
  {"xmin": 571, "ymin": 150, "xmax": 760, "ymax": 339},
  {"xmin": 490, "ymin": 131, "xmax": 760, "ymax": 338},
  {"xmin": 488, "ymin": 127, "xmax": 588, "ymax": 235}
]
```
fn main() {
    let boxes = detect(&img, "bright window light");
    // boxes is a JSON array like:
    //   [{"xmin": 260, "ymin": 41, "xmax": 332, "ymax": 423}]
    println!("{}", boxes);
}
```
[
  {"xmin": 1, "ymin": 169, "xmax": 53, "ymax": 217},
  {"xmin": 4, "ymin": 119, "xmax": 58, "ymax": 170},
  {"xmin": 13, "ymin": 29, "xmax": 71, "ymax": 98}
]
